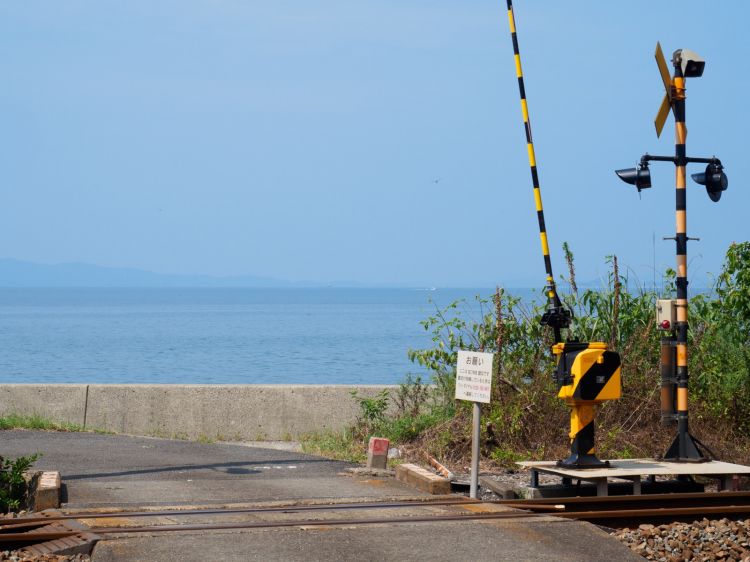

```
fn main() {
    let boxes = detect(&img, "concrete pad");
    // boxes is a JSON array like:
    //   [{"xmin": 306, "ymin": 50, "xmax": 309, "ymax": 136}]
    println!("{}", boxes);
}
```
[
  {"xmin": 65, "ymin": 476, "xmax": 422, "ymax": 508},
  {"xmin": 90, "ymin": 518, "xmax": 641, "ymax": 562},
  {"xmin": 395, "ymin": 463, "xmax": 451, "ymax": 495},
  {"xmin": 479, "ymin": 476, "xmax": 517, "ymax": 499}
]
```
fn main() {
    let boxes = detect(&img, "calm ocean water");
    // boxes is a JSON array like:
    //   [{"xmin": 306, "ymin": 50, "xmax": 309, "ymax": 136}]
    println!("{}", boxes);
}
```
[{"xmin": 0, "ymin": 288, "xmax": 539, "ymax": 385}]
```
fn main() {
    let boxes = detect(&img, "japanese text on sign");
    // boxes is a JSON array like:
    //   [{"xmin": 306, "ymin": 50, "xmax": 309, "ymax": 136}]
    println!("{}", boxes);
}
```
[{"xmin": 455, "ymin": 350, "xmax": 494, "ymax": 404}]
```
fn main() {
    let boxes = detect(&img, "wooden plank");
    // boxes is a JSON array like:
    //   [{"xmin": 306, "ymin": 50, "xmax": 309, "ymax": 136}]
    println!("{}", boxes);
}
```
[{"xmin": 517, "ymin": 459, "xmax": 750, "ymax": 479}]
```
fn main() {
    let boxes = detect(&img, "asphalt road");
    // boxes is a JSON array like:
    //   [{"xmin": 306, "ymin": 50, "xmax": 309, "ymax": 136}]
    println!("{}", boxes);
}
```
[
  {"xmin": 1, "ymin": 430, "xmax": 417, "ymax": 506},
  {"xmin": 2, "ymin": 430, "xmax": 641, "ymax": 561}
]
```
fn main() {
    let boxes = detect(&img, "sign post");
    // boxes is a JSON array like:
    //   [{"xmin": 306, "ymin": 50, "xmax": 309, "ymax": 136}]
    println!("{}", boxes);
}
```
[{"xmin": 455, "ymin": 350, "xmax": 494, "ymax": 498}]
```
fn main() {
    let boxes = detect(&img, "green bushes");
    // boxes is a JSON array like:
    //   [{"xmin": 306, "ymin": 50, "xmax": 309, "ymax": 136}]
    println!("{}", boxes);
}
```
[
  {"xmin": 349, "ymin": 378, "xmax": 455, "ymax": 446},
  {"xmin": 0, "ymin": 454, "xmax": 39, "ymax": 513},
  {"xmin": 690, "ymin": 242, "xmax": 750, "ymax": 427},
  {"xmin": 399, "ymin": 241, "xmax": 750, "ymax": 466}
]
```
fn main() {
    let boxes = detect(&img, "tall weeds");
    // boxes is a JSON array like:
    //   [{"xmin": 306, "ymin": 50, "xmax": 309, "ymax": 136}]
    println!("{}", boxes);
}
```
[{"xmin": 403, "ymin": 241, "xmax": 750, "ymax": 467}]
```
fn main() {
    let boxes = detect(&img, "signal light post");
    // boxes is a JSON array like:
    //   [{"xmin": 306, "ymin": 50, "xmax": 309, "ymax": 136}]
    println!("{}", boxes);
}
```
[{"xmin": 615, "ymin": 44, "xmax": 728, "ymax": 462}]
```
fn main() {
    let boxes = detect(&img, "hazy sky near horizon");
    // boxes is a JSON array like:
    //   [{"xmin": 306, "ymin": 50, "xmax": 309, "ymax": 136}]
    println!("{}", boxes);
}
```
[{"xmin": 0, "ymin": 1, "xmax": 747, "ymax": 287}]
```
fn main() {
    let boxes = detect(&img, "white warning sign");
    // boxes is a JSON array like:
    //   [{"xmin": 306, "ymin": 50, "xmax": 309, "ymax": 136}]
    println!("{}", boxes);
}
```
[{"xmin": 455, "ymin": 350, "xmax": 494, "ymax": 404}]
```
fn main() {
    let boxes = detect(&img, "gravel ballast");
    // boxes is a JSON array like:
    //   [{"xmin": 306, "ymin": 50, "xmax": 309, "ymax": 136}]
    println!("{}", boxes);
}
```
[
  {"xmin": 0, "ymin": 553, "xmax": 89, "ymax": 562},
  {"xmin": 613, "ymin": 518, "xmax": 750, "ymax": 561}
]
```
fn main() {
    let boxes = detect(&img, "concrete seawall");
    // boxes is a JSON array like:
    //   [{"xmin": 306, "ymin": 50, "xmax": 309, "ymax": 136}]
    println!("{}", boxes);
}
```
[{"xmin": 0, "ymin": 384, "xmax": 398, "ymax": 440}]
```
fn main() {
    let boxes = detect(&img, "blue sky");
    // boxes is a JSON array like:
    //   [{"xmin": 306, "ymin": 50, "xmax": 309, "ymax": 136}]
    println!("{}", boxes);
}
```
[{"xmin": 0, "ymin": 1, "xmax": 746, "ymax": 287}]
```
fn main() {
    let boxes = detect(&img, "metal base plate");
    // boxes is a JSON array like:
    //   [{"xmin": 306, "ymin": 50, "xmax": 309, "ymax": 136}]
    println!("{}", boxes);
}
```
[{"xmin": 557, "ymin": 454, "xmax": 610, "ymax": 470}]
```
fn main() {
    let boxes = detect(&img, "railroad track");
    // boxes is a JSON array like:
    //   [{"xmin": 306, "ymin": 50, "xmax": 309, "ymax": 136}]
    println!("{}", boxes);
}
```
[{"xmin": 5, "ymin": 492, "xmax": 750, "ymax": 554}]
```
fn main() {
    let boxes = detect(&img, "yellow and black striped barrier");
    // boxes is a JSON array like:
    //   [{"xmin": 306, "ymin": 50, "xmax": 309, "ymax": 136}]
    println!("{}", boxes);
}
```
[
  {"xmin": 505, "ymin": 1, "xmax": 621, "ymax": 469},
  {"xmin": 505, "ymin": 0, "xmax": 571, "ymax": 342}
]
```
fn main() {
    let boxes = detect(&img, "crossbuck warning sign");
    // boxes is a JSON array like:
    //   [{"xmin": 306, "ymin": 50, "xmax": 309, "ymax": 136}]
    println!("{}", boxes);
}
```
[{"xmin": 455, "ymin": 350, "xmax": 494, "ymax": 404}]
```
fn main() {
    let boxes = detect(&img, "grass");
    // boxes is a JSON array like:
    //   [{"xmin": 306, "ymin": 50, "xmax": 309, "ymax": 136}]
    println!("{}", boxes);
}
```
[
  {"xmin": 379, "ymin": 408, "xmax": 454, "ymax": 444},
  {"xmin": 0, "ymin": 413, "xmax": 114, "ymax": 435},
  {"xmin": 300, "ymin": 431, "xmax": 367, "ymax": 463},
  {"xmin": 299, "ymin": 405, "xmax": 456, "ymax": 466},
  {"xmin": 0, "ymin": 413, "xmax": 89, "ymax": 432}
]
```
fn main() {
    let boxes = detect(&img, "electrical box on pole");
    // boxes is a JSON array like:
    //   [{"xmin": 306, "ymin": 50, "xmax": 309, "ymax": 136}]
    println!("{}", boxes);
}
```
[{"xmin": 656, "ymin": 300, "xmax": 677, "ymax": 331}]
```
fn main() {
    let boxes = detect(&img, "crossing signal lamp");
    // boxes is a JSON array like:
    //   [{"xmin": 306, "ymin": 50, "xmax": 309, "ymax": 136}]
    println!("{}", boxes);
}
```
[
  {"xmin": 615, "ymin": 163, "xmax": 651, "ymax": 191},
  {"xmin": 616, "ymin": 159, "xmax": 728, "ymax": 202},
  {"xmin": 692, "ymin": 162, "xmax": 728, "ymax": 202},
  {"xmin": 678, "ymin": 49, "xmax": 705, "ymax": 78}
]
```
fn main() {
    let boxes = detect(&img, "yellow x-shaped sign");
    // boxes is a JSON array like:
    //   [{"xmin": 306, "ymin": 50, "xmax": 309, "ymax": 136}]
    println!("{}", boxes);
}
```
[{"xmin": 654, "ymin": 42, "xmax": 673, "ymax": 138}]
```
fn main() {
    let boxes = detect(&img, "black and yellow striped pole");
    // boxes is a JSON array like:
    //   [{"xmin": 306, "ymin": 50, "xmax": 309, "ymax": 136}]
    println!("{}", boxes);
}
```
[
  {"xmin": 506, "ymin": 0, "xmax": 570, "ymax": 344},
  {"xmin": 616, "ymin": 45, "xmax": 727, "ymax": 461},
  {"xmin": 662, "ymin": 51, "xmax": 703, "ymax": 461},
  {"xmin": 671, "ymin": 57, "xmax": 693, "ymax": 458},
  {"xmin": 506, "ymin": 1, "xmax": 620, "ymax": 469}
]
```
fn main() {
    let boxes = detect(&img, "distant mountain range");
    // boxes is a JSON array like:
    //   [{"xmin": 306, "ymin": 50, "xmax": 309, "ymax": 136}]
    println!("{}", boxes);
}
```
[
  {"xmin": 0, "ymin": 258, "xmax": 599, "ymax": 290},
  {"xmin": 0, "ymin": 258, "xmax": 371, "ymax": 288}
]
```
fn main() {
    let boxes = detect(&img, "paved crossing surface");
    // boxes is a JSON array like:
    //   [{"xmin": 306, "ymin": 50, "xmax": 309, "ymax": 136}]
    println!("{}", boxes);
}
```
[{"xmin": 4, "ymin": 431, "xmax": 641, "ymax": 561}]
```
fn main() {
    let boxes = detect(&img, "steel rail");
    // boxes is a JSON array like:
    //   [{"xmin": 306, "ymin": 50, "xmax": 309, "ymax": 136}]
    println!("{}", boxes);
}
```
[
  {"xmin": 5, "ymin": 491, "xmax": 750, "ymax": 528},
  {"xmin": 5, "ymin": 496, "xmax": 750, "ymax": 546},
  {"xmin": 511, "ymin": 490, "xmax": 750, "ymax": 509},
  {"xmin": 0, "ymin": 498, "xmax": 489, "ymax": 527},
  {"xmin": 0, "ymin": 511, "xmax": 555, "ymax": 543},
  {"xmin": 7, "ymin": 503, "xmax": 750, "ymax": 544},
  {"xmin": 554, "ymin": 504, "xmax": 750, "ymax": 523},
  {"xmin": 0, "ymin": 498, "xmax": 576, "ymax": 529}
]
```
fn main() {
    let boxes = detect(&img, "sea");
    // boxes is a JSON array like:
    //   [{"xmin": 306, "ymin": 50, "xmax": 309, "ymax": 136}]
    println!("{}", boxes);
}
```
[{"xmin": 0, "ymin": 288, "xmax": 540, "ymax": 385}]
